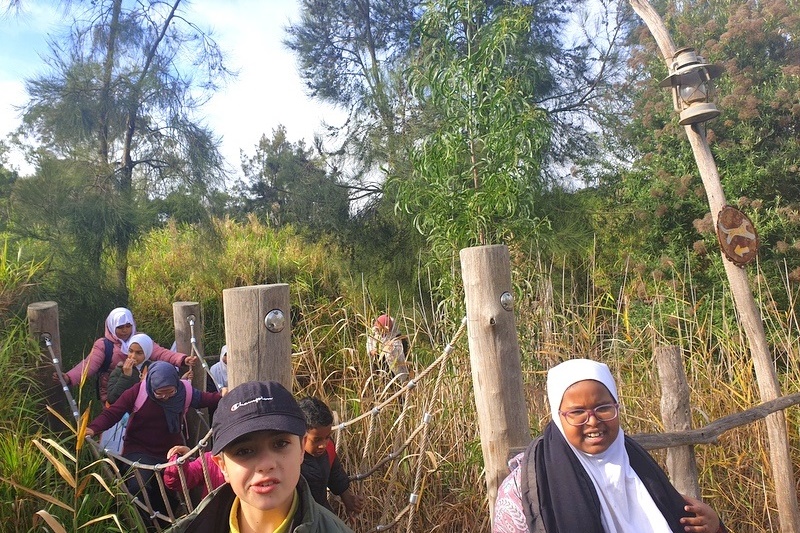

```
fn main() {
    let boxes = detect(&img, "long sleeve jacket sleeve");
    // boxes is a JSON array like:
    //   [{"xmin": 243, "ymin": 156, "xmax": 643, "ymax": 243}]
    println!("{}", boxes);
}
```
[
  {"xmin": 149, "ymin": 342, "xmax": 188, "ymax": 367},
  {"xmin": 88, "ymin": 382, "xmax": 222, "ymax": 458},
  {"xmin": 64, "ymin": 336, "xmax": 125, "ymax": 386},
  {"xmin": 163, "ymin": 451, "xmax": 225, "ymax": 498},
  {"xmin": 106, "ymin": 363, "xmax": 143, "ymax": 405}
]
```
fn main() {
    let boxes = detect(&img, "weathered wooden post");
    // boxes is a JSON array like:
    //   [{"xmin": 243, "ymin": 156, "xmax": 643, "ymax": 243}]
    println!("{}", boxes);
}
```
[
  {"xmin": 630, "ymin": 1, "xmax": 800, "ymax": 529},
  {"xmin": 27, "ymin": 301, "xmax": 73, "ymax": 429},
  {"xmin": 173, "ymin": 302, "xmax": 207, "ymax": 444},
  {"xmin": 460, "ymin": 244, "xmax": 530, "ymax": 521},
  {"xmin": 222, "ymin": 284, "xmax": 292, "ymax": 389},
  {"xmin": 655, "ymin": 345, "xmax": 699, "ymax": 498}
]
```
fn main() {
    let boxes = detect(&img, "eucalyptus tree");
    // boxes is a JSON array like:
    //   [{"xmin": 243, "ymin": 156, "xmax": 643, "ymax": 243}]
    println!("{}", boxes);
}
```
[
  {"xmin": 285, "ymin": 0, "xmax": 420, "ymax": 197},
  {"xmin": 396, "ymin": 0, "xmax": 552, "ymax": 263},
  {"xmin": 286, "ymin": 0, "xmax": 631, "ymax": 196},
  {"xmin": 14, "ymin": 0, "xmax": 231, "ymax": 300}
]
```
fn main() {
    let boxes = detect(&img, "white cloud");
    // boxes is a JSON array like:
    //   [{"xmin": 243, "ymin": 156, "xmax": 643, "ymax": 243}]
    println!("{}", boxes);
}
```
[{"xmin": 191, "ymin": 0, "xmax": 346, "ymax": 174}]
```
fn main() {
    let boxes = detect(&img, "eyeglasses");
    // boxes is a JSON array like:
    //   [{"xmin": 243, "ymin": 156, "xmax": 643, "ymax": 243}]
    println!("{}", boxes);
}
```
[
  {"xmin": 559, "ymin": 403, "xmax": 619, "ymax": 426},
  {"xmin": 154, "ymin": 387, "xmax": 177, "ymax": 400}
]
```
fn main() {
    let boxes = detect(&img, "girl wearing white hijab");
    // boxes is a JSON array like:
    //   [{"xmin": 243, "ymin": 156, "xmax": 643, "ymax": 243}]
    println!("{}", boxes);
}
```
[
  {"xmin": 493, "ymin": 359, "xmax": 725, "ymax": 533},
  {"xmin": 59, "ymin": 307, "xmax": 197, "ymax": 404},
  {"xmin": 106, "ymin": 333, "xmax": 154, "ymax": 404}
]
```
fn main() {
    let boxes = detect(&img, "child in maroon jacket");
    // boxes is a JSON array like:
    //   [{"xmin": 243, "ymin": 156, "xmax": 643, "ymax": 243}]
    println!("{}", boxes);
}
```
[{"xmin": 86, "ymin": 361, "xmax": 221, "ymax": 521}]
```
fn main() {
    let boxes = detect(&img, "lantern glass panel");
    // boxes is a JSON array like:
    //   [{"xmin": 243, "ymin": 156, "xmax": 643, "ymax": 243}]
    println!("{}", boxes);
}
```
[{"xmin": 678, "ymin": 68, "xmax": 710, "ymax": 105}]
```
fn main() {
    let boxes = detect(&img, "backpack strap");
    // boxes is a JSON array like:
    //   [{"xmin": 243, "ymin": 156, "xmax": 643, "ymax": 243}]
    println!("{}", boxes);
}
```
[
  {"xmin": 96, "ymin": 338, "xmax": 115, "ymax": 399},
  {"xmin": 99, "ymin": 338, "xmax": 115, "ymax": 373},
  {"xmin": 326, "ymin": 440, "xmax": 336, "ymax": 468}
]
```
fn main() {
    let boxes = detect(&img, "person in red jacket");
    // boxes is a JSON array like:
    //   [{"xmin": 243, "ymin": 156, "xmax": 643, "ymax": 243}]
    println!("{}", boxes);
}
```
[
  {"xmin": 85, "ymin": 361, "xmax": 221, "ymax": 524},
  {"xmin": 163, "ymin": 445, "xmax": 225, "ymax": 499},
  {"xmin": 57, "ymin": 307, "xmax": 197, "ymax": 403}
]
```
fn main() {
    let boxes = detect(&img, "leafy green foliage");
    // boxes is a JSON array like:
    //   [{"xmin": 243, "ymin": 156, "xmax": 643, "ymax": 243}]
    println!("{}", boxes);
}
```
[
  {"xmin": 17, "ymin": 0, "xmax": 232, "ymax": 300},
  {"xmin": 127, "ymin": 217, "xmax": 353, "ymax": 356},
  {"xmin": 236, "ymin": 126, "xmax": 350, "ymax": 237},
  {"xmin": 395, "ymin": 0, "xmax": 551, "ymax": 264},
  {"xmin": 595, "ymin": 0, "xmax": 800, "ymax": 298}
]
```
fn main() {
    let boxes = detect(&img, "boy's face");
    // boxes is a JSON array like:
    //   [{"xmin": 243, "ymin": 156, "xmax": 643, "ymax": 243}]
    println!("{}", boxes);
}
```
[
  {"xmin": 212, "ymin": 430, "xmax": 303, "ymax": 516},
  {"xmin": 302, "ymin": 426, "xmax": 332, "ymax": 457}
]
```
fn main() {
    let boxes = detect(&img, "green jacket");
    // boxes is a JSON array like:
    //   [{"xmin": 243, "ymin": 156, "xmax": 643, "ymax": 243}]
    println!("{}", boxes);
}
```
[{"xmin": 165, "ymin": 475, "xmax": 354, "ymax": 533}]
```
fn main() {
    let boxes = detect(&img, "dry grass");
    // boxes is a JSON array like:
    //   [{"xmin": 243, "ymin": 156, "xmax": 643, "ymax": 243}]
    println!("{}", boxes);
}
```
[
  {"xmin": 69, "ymin": 220, "xmax": 800, "ymax": 531},
  {"xmin": 284, "ymin": 256, "xmax": 799, "ymax": 532}
]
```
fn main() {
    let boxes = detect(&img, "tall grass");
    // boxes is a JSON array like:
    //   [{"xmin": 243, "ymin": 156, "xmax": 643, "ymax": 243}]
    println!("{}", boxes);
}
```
[
  {"xmin": 4, "ymin": 218, "xmax": 798, "ymax": 531},
  {"xmin": 128, "ymin": 218, "xmax": 800, "ymax": 531}
]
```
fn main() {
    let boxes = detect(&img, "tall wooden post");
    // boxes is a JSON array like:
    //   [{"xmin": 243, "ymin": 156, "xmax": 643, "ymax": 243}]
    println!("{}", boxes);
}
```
[
  {"xmin": 173, "ymin": 302, "xmax": 207, "ymax": 443},
  {"xmin": 222, "ymin": 284, "xmax": 292, "ymax": 389},
  {"xmin": 27, "ymin": 301, "xmax": 72, "ymax": 429},
  {"xmin": 460, "ymin": 245, "xmax": 530, "ymax": 521},
  {"xmin": 630, "ymin": 1, "xmax": 800, "ymax": 529},
  {"xmin": 655, "ymin": 345, "xmax": 699, "ymax": 498}
]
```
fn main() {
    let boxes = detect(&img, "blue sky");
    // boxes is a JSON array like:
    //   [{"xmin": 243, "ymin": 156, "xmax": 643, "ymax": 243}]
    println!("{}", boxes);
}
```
[{"xmin": 0, "ymin": 0, "xmax": 345, "ymax": 177}]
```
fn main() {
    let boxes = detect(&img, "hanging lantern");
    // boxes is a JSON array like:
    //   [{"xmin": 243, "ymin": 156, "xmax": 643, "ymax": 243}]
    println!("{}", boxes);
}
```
[{"xmin": 659, "ymin": 47, "xmax": 723, "ymax": 126}]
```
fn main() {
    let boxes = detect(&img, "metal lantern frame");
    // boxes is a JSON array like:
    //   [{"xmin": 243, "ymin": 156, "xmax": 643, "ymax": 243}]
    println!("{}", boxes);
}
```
[{"xmin": 659, "ymin": 47, "xmax": 723, "ymax": 126}]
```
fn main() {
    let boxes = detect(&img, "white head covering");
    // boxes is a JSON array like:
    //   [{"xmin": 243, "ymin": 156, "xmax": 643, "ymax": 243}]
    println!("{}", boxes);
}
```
[
  {"xmin": 546, "ymin": 359, "xmax": 671, "ymax": 533},
  {"xmin": 105, "ymin": 307, "xmax": 136, "ymax": 354},
  {"xmin": 220, "ymin": 344, "xmax": 228, "ymax": 363},
  {"xmin": 127, "ymin": 333, "xmax": 153, "ymax": 370}
]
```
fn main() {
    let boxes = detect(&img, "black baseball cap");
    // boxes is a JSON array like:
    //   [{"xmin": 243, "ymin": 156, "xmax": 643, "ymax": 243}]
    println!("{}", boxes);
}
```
[{"xmin": 212, "ymin": 381, "xmax": 307, "ymax": 455}]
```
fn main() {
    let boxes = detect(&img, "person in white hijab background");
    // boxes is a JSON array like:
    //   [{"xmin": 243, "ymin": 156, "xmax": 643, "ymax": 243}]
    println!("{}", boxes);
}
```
[
  {"xmin": 209, "ymin": 344, "xmax": 228, "ymax": 391},
  {"xmin": 106, "ymin": 332, "xmax": 154, "ymax": 404},
  {"xmin": 493, "ymin": 359, "xmax": 725, "ymax": 533}
]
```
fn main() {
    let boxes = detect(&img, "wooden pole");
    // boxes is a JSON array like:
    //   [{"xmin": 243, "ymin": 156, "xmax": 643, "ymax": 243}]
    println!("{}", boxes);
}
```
[
  {"xmin": 654, "ymin": 345, "xmax": 699, "ymax": 498},
  {"xmin": 460, "ymin": 244, "xmax": 530, "ymax": 521},
  {"xmin": 27, "ymin": 301, "xmax": 72, "ymax": 430},
  {"xmin": 173, "ymin": 302, "xmax": 207, "ymax": 444},
  {"xmin": 222, "ymin": 284, "xmax": 292, "ymax": 389},
  {"xmin": 629, "ymin": 1, "xmax": 800, "ymax": 529}
]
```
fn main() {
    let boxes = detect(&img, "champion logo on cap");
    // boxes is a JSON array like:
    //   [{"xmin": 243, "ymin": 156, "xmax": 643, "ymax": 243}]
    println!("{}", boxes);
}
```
[{"xmin": 230, "ymin": 395, "xmax": 274, "ymax": 411}]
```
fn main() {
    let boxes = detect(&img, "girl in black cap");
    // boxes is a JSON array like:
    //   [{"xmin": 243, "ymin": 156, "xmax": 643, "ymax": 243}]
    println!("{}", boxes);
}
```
[{"xmin": 167, "ymin": 380, "xmax": 353, "ymax": 533}]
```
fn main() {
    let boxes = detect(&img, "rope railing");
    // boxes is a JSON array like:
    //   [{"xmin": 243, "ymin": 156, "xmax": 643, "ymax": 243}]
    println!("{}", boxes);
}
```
[
  {"xmin": 186, "ymin": 314, "xmax": 224, "ymax": 392},
  {"xmin": 50, "ymin": 316, "xmax": 468, "ymax": 531},
  {"xmin": 44, "ymin": 335, "xmax": 80, "ymax": 421}
]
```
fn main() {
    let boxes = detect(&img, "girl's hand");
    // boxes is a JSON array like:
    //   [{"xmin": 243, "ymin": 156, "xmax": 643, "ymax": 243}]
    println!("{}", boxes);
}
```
[
  {"xmin": 680, "ymin": 494, "xmax": 721, "ymax": 533},
  {"xmin": 122, "ymin": 357, "xmax": 135, "ymax": 376},
  {"xmin": 167, "ymin": 445, "xmax": 190, "ymax": 459}
]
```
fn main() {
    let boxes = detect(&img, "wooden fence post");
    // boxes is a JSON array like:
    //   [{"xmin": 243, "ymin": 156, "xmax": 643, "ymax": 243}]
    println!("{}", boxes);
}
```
[
  {"xmin": 222, "ymin": 284, "xmax": 292, "ymax": 389},
  {"xmin": 173, "ymin": 302, "xmax": 207, "ymax": 444},
  {"xmin": 460, "ymin": 245, "xmax": 530, "ymax": 522},
  {"xmin": 27, "ymin": 301, "xmax": 71, "ymax": 430},
  {"xmin": 629, "ymin": 1, "xmax": 800, "ymax": 528},
  {"xmin": 655, "ymin": 345, "xmax": 700, "ymax": 498}
]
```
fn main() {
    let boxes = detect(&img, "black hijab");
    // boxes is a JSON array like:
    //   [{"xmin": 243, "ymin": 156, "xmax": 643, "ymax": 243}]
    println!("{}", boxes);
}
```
[{"xmin": 520, "ymin": 422, "xmax": 691, "ymax": 533}]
